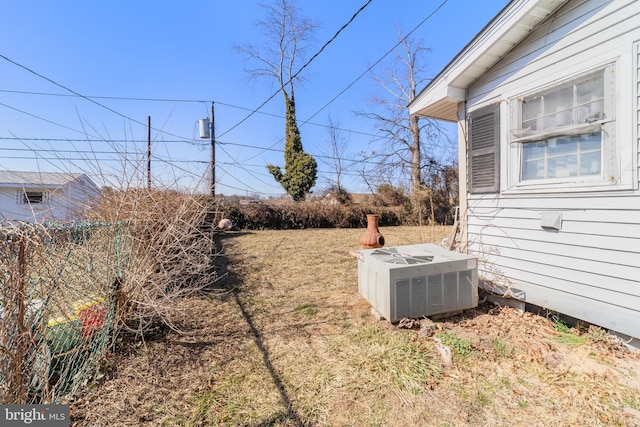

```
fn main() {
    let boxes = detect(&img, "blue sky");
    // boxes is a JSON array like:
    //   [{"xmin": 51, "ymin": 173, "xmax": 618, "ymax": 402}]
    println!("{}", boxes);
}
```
[{"xmin": 0, "ymin": 0, "xmax": 509, "ymax": 196}]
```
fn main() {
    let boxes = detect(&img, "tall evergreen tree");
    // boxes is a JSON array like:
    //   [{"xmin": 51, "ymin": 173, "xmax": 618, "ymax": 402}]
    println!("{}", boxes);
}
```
[
  {"xmin": 235, "ymin": 0, "xmax": 317, "ymax": 201},
  {"xmin": 267, "ymin": 90, "xmax": 317, "ymax": 201}
]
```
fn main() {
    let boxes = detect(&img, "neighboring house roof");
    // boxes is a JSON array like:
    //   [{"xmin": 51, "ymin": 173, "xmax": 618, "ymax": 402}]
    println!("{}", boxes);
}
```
[
  {"xmin": 0, "ymin": 171, "xmax": 96, "ymax": 188},
  {"xmin": 409, "ymin": 0, "xmax": 567, "ymax": 122}
]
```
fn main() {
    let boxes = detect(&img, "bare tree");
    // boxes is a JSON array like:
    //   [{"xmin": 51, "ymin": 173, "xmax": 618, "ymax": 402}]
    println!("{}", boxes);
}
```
[
  {"xmin": 357, "ymin": 27, "xmax": 452, "ymax": 192},
  {"xmin": 321, "ymin": 114, "xmax": 351, "ymax": 192},
  {"xmin": 234, "ymin": 0, "xmax": 318, "ymax": 201}
]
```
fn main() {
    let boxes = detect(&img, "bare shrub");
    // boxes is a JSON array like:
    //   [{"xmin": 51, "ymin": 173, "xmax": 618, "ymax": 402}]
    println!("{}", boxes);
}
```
[
  {"xmin": 89, "ymin": 189, "xmax": 220, "ymax": 336},
  {"xmin": 374, "ymin": 184, "xmax": 408, "ymax": 207},
  {"xmin": 321, "ymin": 185, "xmax": 353, "ymax": 205},
  {"xmin": 398, "ymin": 185, "xmax": 435, "ymax": 226}
]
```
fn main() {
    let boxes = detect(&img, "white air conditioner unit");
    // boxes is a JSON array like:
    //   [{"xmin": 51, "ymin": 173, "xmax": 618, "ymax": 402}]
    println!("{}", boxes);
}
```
[{"xmin": 357, "ymin": 244, "xmax": 478, "ymax": 323}]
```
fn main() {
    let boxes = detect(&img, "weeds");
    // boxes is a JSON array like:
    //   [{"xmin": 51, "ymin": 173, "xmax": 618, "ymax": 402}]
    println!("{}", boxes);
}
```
[
  {"xmin": 436, "ymin": 331, "xmax": 473, "ymax": 358},
  {"xmin": 493, "ymin": 339, "xmax": 509, "ymax": 356},
  {"xmin": 328, "ymin": 324, "xmax": 439, "ymax": 400},
  {"xmin": 586, "ymin": 325, "xmax": 613, "ymax": 344},
  {"xmin": 294, "ymin": 303, "xmax": 318, "ymax": 317},
  {"xmin": 552, "ymin": 318, "xmax": 571, "ymax": 334},
  {"xmin": 553, "ymin": 319, "xmax": 588, "ymax": 347},
  {"xmin": 189, "ymin": 391, "xmax": 218, "ymax": 426}
]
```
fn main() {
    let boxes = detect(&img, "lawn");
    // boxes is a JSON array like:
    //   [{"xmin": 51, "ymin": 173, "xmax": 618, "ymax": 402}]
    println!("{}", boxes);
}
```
[{"xmin": 71, "ymin": 226, "xmax": 640, "ymax": 426}]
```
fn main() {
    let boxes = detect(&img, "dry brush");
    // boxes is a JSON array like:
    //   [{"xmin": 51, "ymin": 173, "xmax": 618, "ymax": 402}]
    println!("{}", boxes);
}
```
[{"xmin": 89, "ymin": 189, "xmax": 222, "ymax": 337}]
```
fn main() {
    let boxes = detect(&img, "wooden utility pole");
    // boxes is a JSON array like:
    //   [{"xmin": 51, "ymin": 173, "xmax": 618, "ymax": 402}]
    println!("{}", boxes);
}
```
[
  {"xmin": 210, "ymin": 102, "xmax": 215, "ymax": 198},
  {"xmin": 147, "ymin": 116, "xmax": 151, "ymax": 190}
]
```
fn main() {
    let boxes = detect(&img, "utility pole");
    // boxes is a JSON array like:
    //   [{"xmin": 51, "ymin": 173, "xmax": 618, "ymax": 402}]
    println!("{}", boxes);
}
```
[
  {"xmin": 210, "ymin": 102, "xmax": 215, "ymax": 198},
  {"xmin": 147, "ymin": 116, "xmax": 151, "ymax": 190},
  {"xmin": 199, "ymin": 102, "xmax": 216, "ymax": 198}
]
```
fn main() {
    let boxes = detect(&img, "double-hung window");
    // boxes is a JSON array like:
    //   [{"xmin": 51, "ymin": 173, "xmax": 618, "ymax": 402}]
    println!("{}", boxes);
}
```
[{"xmin": 510, "ymin": 65, "xmax": 614, "ymax": 186}]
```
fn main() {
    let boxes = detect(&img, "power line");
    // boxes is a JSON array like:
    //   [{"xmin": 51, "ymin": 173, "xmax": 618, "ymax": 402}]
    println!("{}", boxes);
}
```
[
  {"xmin": 0, "ymin": 146, "xmax": 138, "ymax": 155},
  {"xmin": 233, "ymin": 0, "xmax": 450, "ymax": 162},
  {"xmin": 0, "ymin": 54, "xmax": 145, "ymax": 129},
  {"xmin": 215, "ymin": 162, "xmax": 283, "ymax": 194},
  {"xmin": 0, "ymin": 0, "xmax": 449, "ymax": 169},
  {"xmin": 0, "ymin": 54, "xmax": 192, "ymax": 142},
  {"xmin": 293, "ymin": 0, "xmax": 374, "ymax": 89},
  {"xmin": 217, "ymin": 140, "xmax": 375, "ymax": 166},
  {"xmin": 0, "ymin": 0, "xmax": 452, "ymax": 196},
  {"xmin": 0, "ymin": 144, "xmax": 367, "ymax": 177},
  {"xmin": 216, "ymin": 143, "xmax": 283, "ymax": 191},
  {"xmin": 214, "ymin": 180, "xmax": 284, "ymax": 197},
  {"xmin": 218, "ymin": 0, "xmax": 374, "ymax": 139},
  {"xmin": 0, "ymin": 146, "xmax": 367, "ymax": 189},
  {"xmin": 301, "ymin": 0, "xmax": 449, "ymax": 125},
  {"xmin": 0, "ymin": 89, "xmax": 382, "ymax": 139},
  {"xmin": 0, "ymin": 102, "xmax": 90, "ymax": 136},
  {"xmin": 0, "ymin": 137, "xmax": 205, "ymax": 144},
  {"xmin": 0, "ymin": 135, "xmax": 421, "ymax": 167},
  {"xmin": 217, "ymin": 160, "xmax": 367, "ymax": 179},
  {"xmin": 0, "ymin": 89, "xmax": 208, "ymax": 104},
  {"xmin": 151, "ymin": 156, "xmax": 208, "ymax": 177},
  {"xmin": 0, "ymin": 155, "xmax": 129, "ymax": 162},
  {"xmin": 0, "ymin": 152, "xmax": 210, "ymax": 167}
]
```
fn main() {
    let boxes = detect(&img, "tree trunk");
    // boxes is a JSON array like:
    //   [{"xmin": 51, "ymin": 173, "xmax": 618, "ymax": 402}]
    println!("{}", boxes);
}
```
[{"xmin": 410, "ymin": 113, "xmax": 422, "ymax": 190}]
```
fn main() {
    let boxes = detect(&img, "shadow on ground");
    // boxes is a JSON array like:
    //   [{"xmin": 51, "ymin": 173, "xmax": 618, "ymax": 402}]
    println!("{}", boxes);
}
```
[{"xmin": 212, "ymin": 230, "xmax": 305, "ymax": 426}]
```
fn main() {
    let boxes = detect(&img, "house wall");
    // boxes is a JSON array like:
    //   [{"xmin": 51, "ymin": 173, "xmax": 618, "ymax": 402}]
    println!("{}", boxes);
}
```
[
  {"xmin": 52, "ymin": 176, "xmax": 102, "ymax": 220},
  {"xmin": 0, "ymin": 176, "xmax": 100, "ymax": 223},
  {"xmin": 636, "ymin": 41, "xmax": 640, "ymax": 189},
  {"xmin": 461, "ymin": 0, "xmax": 640, "ymax": 338},
  {"xmin": 0, "ymin": 187, "xmax": 61, "ymax": 222}
]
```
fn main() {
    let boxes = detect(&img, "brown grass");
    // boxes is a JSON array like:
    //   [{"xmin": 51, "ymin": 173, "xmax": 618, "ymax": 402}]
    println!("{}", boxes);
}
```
[{"xmin": 71, "ymin": 226, "xmax": 640, "ymax": 426}]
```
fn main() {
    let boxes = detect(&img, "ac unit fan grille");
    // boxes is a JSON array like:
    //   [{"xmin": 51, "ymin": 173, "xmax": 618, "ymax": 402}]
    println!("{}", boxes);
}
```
[{"xmin": 370, "ymin": 248, "xmax": 434, "ymax": 265}]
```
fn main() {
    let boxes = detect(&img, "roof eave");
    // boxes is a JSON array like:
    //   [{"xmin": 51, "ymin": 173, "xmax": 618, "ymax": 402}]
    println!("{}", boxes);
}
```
[
  {"xmin": 409, "ymin": 0, "xmax": 567, "ymax": 120},
  {"xmin": 409, "ymin": 85, "xmax": 465, "ymax": 122}
]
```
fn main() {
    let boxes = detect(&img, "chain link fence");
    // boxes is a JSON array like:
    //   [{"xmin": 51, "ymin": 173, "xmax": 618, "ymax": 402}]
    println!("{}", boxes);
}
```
[{"xmin": 0, "ymin": 221, "xmax": 129, "ymax": 404}]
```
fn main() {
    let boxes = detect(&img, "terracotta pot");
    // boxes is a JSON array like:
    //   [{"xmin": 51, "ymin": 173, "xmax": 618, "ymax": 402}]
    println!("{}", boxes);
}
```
[{"xmin": 360, "ymin": 214, "xmax": 385, "ymax": 249}]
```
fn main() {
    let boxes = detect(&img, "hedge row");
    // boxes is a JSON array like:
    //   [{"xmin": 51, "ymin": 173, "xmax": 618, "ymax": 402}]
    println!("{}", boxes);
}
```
[{"xmin": 219, "ymin": 200, "xmax": 400, "ymax": 230}]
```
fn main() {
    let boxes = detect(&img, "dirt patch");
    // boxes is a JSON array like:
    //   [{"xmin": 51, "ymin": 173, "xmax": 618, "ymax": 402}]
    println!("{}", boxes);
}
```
[{"xmin": 71, "ymin": 226, "xmax": 640, "ymax": 426}]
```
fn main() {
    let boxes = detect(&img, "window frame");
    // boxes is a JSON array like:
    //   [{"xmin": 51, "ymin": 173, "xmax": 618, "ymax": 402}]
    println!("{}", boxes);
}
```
[
  {"xmin": 507, "ymin": 64, "xmax": 617, "ymax": 191},
  {"xmin": 18, "ymin": 190, "xmax": 48, "ymax": 205}
]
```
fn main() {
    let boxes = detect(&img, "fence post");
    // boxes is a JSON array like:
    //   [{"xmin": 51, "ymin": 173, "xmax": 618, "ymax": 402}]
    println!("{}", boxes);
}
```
[{"xmin": 15, "ymin": 235, "xmax": 26, "ymax": 404}]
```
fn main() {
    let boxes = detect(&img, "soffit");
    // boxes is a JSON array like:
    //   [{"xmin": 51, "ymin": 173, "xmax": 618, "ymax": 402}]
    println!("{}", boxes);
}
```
[{"xmin": 409, "ymin": 0, "xmax": 567, "ymax": 121}]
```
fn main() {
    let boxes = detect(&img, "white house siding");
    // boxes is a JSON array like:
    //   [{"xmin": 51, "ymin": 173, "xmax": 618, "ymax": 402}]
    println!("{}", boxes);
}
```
[
  {"xmin": 0, "ymin": 173, "xmax": 101, "ymax": 223},
  {"xmin": 636, "ymin": 41, "xmax": 640, "ymax": 189},
  {"xmin": 51, "ymin": 177, "xmax": 101, "ymax": 220},
  {"xmin": 463, "ymin": 0, "xmax": 640, "ymax": 338},
  {"xmin": 466, "ymin": 195, "xmax": 640, "ymax": 337},
  {"xmin": 0, "ymin": 187, "xmax": 69, "ymax": 222}
]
